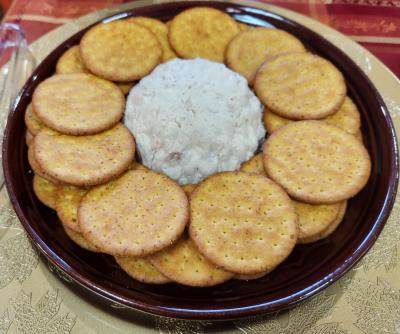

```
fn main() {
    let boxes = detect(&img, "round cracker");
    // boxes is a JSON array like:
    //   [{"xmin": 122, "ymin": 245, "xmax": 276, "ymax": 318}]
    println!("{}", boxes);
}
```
[
  {"xmin": 168, "ymin": 7, "xmax": 240, "ymax": 62},
  {"xmin": 33, "ymin": 174, "xmax": 58, "ymax": 209},
  {"xmin": 80, "ymin": 20, "xmax": 162, "ymax": 82},
  {"xmin": 234, "ymin": 270, "xmax": 270, "ymax": 280},
  {"xmin": 63, "ymin": 225, "xmax": 100, "ymax": 252},
  {"xmin": 182, "ymin": 183, "xmax": 197, "ymax": 196},
  {"xmin": 116, "ymin": 81, "xmax": 135, "ymax": 95},
  {"xmin": 237, "ymin": 22, "xmax": 251, "ymax": 31},
  {"xmin": 26, "ymin": 131, "xmax": 34, "ymax": 147},
  {"xmin": 239, "ymin": 154, "xmax": 265, "ymax": 175},
  {"xmin": 263, "ymin": 97, "xmax": 361, "ymax": 135},
  {"xmin": 263, "ymin": 121, "xmax": 371, "ymax": 204},
  {"xmin": 189, "ymin": 172, "xmax": 298, "ymax": 275},
  {"xmin": 128, "ymin": 17, "xmax": 176, "ymax": 62},
  {"xmin": 55, "ymin": 45, "xmax": 88, "ymax": 74},
  {"xmin": 300, "ymin": 201, "xmax": 347, "ymax": 244},
  {"xmin": 149, "ymin": 235, "xmax": 233, "ymax": 287},
  {"xmin": 24, "ymin": 103, "xmax": 48, "ymax": 135},
  {"xmin": 32, "ymin": 74, "xmax": 125, "ymax": 135},
  {"xmin": 115, "ymin": 256, "xmax": 171, "ymax": 284},
  {"xmin": 56, "ymin": 185, "xmax": 87, "ymax": 232},
  {"xmin": 294, "ymin": 200, "xmax": 342, "ymax": 243},
  {"xmin": 28, "ymin": 143, "xmax": 61, "ymax": 184},
  {"xmin": 79, "ymin": 170, "xmax": 188, "ymax": 257},
  {"xmin": 226, "ymin": 28, "xmax": 305, "ymax": 84},
  {"xmin": 254, "ymin": 52, "xmax": 346, "ymax": 120},
  {"xmin": 129, "ymin": 161, "xmax": 148, "ymax": 171},
  {"xmin": 34, "ymin": 124, "xmax": 135, "ymax": 187}
]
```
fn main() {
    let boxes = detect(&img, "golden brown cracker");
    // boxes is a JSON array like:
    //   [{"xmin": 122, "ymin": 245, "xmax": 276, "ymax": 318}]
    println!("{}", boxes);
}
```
[
  {"xmin": 32, "ymin": 74, "xmax": 125, "ymax": 135},
  {"xmin": 34, "ymin": 124, "xmax": 135, "ymax": 187},
  {"xmin": 264, "ymin": 97, "xmax": 361, "ymax": 136},
  {"xmin": 226, "ymin": 28, "xmax": 305, "ymax": 84},
  {"xmin": 115, "ymin": 256, "xmax": 171, "ymax": 284},
  {"xmin": 294, "ymin": 200, "xmax": 342, "ymax": 243},
  {"xmin": 116, "ymin": 81, "xmax": 135, "ymax": 95},
  {"xmin": 169, "ymin": 7, "xmax": 240, "ymax": 62},
  {"xmin": 33, "ymin": 174, "xmax": 58, "ymax": 209},
  {"xmin": 56, "ymin": 45, "xmax": 88, "ymax": 74},
  {"xmin": 129, "ymin": 161, "xmax": 148, "ymax": 171},
  {"xmin": 128, "ymin": 17, "xmax": 176, "ymax": 62},
  {"xmin": 56, "ymin": 185, "xmax": 87, "ymax": 233},
  {"xmin": 300, "ymin": 201, "xmax": 347, "ymax": 243},
  {"xmin": 189, "ymin": 172, "xmax": 298, "ymax": 274},
  {"xmin": 28, "ymin": 143, "xmax": 60, "ymax": 184},
  {"xmin": 80, "ymin": 20, "xmax": 162, "ymax": 81},
  {"xmin": 79, "ymin": 170, "xmax": 188, "ymax": 256},
  {"xmin": 254, "ymin": 52, "xmax": 346, "ymax": 120},
  {"xmin": 182, "ymin": 183, "xmax": 197, "ymax": 196},
  {"xmin": 237, "ymin": 22, "xmax": 251, "ymax": 31},
  {"xmin": 234, "ymin": 271, "xmax": 270, "ymax": 280},
  {"xmin": 63, "ymin": 225, "xmax": 100, "ymax": 252},
  {"xmin": 149, "ymin": 235, "xmax": 233, "ymax": 287},
  {"xmin": 24, "ymin": 103, "xmax": 48, "ymax": 135},
  {"xmin": 239, "ymin": 154, "xmax": 265, "ymax": 175},
  {"xmin": 263, "ymin": 121, "xmax": 371, "ymax": 204},
  {"xmin": 26, "ymin": 131, "xmax": 34, "ymax": 147}
]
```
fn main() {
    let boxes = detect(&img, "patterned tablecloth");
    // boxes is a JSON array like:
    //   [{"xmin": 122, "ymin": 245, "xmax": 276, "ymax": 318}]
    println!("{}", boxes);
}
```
[{"xmin": 0, "ymin": 1, "xmax": 400, "ymax": 333}]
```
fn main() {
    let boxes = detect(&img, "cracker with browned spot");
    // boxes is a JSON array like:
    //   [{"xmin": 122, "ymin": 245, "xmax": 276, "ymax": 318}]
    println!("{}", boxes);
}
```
[
  {"xmin": 56, "ymin": 185, "xmax": 87, "ymax": 232},
  {"xmin": 254, "ymin": 53, "xmax": 346, "ymax": 120},
  {"xmin": 32, "ymin": 74, "xmax": 125, "ymax": 135},
  {"xmin": 149, "ymin": 235, "xmax": 232, "ymax": 287},
  {"xmin": 189, "ymin": 172, "xmax": 298, "ymax": 274},
  {"xmin": 56, "ymin": 45, "xmax": 88, "ymax": 74},
  {"xmin": 300, "ymin": 201, "xmax": 347, "ymax": 243},
  {"xmin": 34, "ymin": 124, "xmax": 135, "ymax": 186},
  {"xmin": 128, "ymin": 17, "xmax": 176, "ymax": 62},
  {"xmin": 169, "ymin": 7, "xmax": 240, "ymax": 62},
  {"xmin": 293, "ymin": 200, "xmax": 342, "ymax": 243},
  {"xmin": 79, "ymin": 170, "xmax": 188, "ymax": 256},
  {"xmin": 33, "ymin": 174, "xmax": 58, "ymax": 209},
  {"xmin": 63, "ymin": 225, "xmax": 100, "ymax": 252},
  {"xmin": 263, "ymin": 121, "xmax": 371, "ymax": 204},
  {"xmin": 115, "ymin": 256, "xmax": 171, "ymax": 284},
  {"xmin": 80, "ymin": 20, "xmax": 162, "ymax": 81},
  {"xmin": 239, "ymin": 154, "xmax": 265, "ymax": 175},
  {"xmin": 24, "ymin": 103, "xmax": 49, "ymax": 135},
  {"xmin": 226, "ymin": 28, "xmax": 305, "ymax": 84}
]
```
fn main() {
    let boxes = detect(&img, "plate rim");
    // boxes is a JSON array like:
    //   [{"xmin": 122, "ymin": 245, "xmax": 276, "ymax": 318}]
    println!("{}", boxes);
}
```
[{"xmin": 2, "ymin": 0, "xmax": 399, "ymax": 320}]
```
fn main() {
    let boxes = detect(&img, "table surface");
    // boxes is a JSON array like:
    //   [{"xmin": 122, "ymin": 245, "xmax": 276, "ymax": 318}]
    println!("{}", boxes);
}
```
[
  {"xmin": 2, "ymin": 0, "xmax": 400, "ymax": 78},
  {"xmin": 0, "ymin": 1, "xmax": 400, "ymax": 334}
]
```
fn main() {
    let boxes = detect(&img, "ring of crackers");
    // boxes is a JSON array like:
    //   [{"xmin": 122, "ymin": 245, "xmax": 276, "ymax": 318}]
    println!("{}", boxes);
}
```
[
  {"xmin": 32, "ymin": 74, "xmax": 125, "ymax": 135},
  {"xmin": 149, "ymin": 235, "xmax": 233, "ymax": 287},
  {"xmin": 263, "ymin": 121, "xmax": 371, "ymax": 204},
  {"xmin": 254, "ymin": 52, "xmax": 346, "ymax": 120},
  {"xmin": 80, "ymin": 20, "xmax": 162, "ymax": 82},
  {"xmin": 189, "ymin": 172, "xmax": 298, "ymax": 275},
  {"xmin": 33, "ymin": 124, "xmax": 135, "ymax": 187},
  {"xmin": 168, "ymin": 7, "xmax": 240, "ymax": 63},
  {"xmin": 78, "ymin": 170, "xmax": 188, "ymax": 257},
  {"xmin": 226, "ymin": 27, "xmax": 305, "ymax": 84}
]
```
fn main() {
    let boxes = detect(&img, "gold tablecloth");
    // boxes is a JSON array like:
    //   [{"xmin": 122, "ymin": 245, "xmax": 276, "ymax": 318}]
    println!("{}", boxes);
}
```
[{"xmin": 0, "ymin": 1, "xmax": 399, "ymax": 333}]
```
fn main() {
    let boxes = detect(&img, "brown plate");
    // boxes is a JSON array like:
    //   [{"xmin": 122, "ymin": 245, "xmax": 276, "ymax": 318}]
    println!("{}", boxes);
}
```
[{"xmin": 2, "ymin": 0, "xmax": 398, "ymax": 321}]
